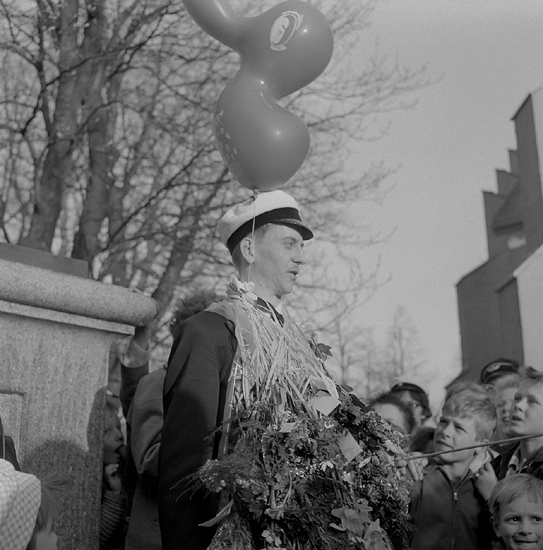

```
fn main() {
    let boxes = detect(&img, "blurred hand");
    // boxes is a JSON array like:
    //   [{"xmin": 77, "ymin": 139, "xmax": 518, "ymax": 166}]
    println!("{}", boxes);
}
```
[
  {"xmin": 474, "ymin": 459, "xmax": 498, "ymax": 501},
  {"xmin": 398, "ymin": 452, "xmax": 427, "ymax": 482},
  {"xmin": 133, "ymin": 324, "xmax": 151, "ymax": 351},
  {"xmin": 104, "ymin": 463, "xmax": 123, "ymax": 493}
]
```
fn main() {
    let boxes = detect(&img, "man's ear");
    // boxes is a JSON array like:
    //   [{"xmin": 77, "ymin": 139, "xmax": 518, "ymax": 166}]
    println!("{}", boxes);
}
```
[{"xmin": 239, "ymin": 236, "xmax": 256, "ymax": 264}]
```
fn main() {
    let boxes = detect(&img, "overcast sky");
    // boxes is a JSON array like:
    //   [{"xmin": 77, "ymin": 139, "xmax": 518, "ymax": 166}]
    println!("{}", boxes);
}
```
[{"xmin": 341, "ymin": 0, "xmax": 543, "ymax": 408}]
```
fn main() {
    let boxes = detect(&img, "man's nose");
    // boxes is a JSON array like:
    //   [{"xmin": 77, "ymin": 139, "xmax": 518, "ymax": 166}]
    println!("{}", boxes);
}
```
[{"xmin": 293, "ymin": 246, "xmax": 306, "ymax": 265}]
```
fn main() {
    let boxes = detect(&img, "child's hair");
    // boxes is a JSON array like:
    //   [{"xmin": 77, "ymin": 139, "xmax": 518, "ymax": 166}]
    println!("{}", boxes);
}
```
[
  {"xmin": 369, "ymin": 391, "xmax": 416, "ymax": 435},
  {"xmin": 441, "ymin": 391, "xmax": 497, "ymax": 441},
  {"xmin": 444, "ymin": 380, "xmax": 488, "ymax": 401},
  {"xmin": 489, "ymin": 474, "xmax": 543, "ymax": 524},
  {"xmin": 27, "ymin": 471, "xmax": 70, "ymax": 550},
  {"xmin": 105, "ymin": 395, "xmax": 119, "ymax": 416}
]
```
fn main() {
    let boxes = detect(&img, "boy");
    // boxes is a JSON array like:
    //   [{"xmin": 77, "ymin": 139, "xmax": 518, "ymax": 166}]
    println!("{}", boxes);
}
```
[
  {"xmin": 489, "ymin": 474, "xmax": 543, "ymax": 550},
  {"xmin": 409, "ymin": 391, "xmax": 498, "ymax": 550},
  {"xmin": 495, "ymin": 367, "xmax": 543, "ymax": 480}
]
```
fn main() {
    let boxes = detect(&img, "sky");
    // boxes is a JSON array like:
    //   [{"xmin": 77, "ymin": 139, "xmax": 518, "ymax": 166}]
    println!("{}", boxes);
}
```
[{"xmin": 340, "ymin": 0, "xmax": 543, "ymax": 409}]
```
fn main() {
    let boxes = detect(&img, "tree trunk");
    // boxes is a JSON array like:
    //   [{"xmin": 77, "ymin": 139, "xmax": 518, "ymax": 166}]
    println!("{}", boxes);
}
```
[{"xmin": 19, "ymin": 0, "xmax": 82, "ymax": 251}]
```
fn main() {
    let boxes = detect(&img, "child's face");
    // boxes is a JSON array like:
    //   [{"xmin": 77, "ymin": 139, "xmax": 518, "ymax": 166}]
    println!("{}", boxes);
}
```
[
  {"xmin": 495, "ymin": 386, "xmax": 517, "ymax": 435},
  {"xmin": 495, "ymin": 495, "xmax": 543, "ymax": 550},
  {"xmin": 35, "ymin": 519, "xmax": 58, "ymax": 550},
  {"xmin": 509, "ymin": 381, "xmax": 543, "ymax": 437},
  {"xmin": 433, "ymin": 412, "xmax": 480, "ymax": 467}
]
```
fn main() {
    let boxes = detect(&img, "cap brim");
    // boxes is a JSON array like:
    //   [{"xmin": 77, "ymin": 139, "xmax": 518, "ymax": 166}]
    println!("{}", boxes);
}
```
[{"xmin": 274, "ymin": 219, "xmax": 313, "ymax": 241}]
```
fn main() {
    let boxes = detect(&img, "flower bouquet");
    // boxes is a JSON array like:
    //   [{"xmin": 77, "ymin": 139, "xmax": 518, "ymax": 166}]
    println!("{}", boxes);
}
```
[{"xmin": 196, "ymin": 282, "xmax": 413, "ymax": 549}]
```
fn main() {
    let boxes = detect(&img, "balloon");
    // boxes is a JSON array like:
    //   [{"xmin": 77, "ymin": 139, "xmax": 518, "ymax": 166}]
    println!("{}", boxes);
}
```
[{"xmin": 182, "ymin": 0, "xmax": 334, "ymax": 191}]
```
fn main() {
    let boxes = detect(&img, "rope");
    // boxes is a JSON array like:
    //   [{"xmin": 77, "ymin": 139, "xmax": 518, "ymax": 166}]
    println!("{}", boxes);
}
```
[{"xmin": 405, "ymin": 431, "xmax": 543, "ymax": 461}]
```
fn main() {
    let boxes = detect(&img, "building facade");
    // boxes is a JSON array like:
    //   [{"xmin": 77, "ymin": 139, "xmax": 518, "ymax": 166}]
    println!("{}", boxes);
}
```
[{"xmin": 456, "ymin": 88, "xmax": 543, "ymax": 381}]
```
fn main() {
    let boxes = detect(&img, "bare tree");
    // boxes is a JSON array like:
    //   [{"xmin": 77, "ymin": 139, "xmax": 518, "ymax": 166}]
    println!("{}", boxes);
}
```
[
  {"xmin": 0, "ymin": 0, "xmax": 428, "ymax": 351},
  {"xmin": 383, "ymin": 304, "xmax": 427, "ymax": 380}
]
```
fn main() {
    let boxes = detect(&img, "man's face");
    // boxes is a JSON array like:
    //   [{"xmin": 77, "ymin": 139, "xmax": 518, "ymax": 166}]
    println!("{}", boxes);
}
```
[
  {"xmin": 433, "ymin": 412, "xmax": 480, "ymax": 468},
  {"xmin": 251, "ymin": 224, "xmax": 305, "ymax": 303},
  {"xmin": 494, "ymin": 495, "xmax": 543, "ymax": 550},
  {"xmin": 509, "ymin": 381, "xmax": 543, "ymax": 437},
  {"xmin": 395, "ymin": 390, "xmax": 425, "ymax": 425}
]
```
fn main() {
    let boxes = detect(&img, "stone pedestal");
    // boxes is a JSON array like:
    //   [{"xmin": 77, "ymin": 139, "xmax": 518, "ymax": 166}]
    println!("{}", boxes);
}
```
[{"xmin": 0, "ymin": 257, "xmax": 157, "ymax": 550}]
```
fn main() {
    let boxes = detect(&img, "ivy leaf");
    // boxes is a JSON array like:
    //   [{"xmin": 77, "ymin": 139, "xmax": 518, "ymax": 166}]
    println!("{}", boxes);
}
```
[{"xmin": 330, "ymin": 504, "xmax": 372, "ymax": 536}]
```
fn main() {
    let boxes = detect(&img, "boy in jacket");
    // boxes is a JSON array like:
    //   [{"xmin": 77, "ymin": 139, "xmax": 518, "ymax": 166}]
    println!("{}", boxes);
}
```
[{"xmin": 409, "ymin": 390, "xmax": 498, "ymax": 550}]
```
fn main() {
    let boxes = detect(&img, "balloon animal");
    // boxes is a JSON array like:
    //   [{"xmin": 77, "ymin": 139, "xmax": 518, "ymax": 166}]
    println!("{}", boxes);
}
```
[{"xmin": 182, "ymin": 0, "xmax": 334, "ymax": 191}]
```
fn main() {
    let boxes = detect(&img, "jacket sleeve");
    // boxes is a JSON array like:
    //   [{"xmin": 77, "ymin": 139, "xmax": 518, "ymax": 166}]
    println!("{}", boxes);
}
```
[{"xmin": 128, "ymin": 370, "xmax": 165, "ymax": 489}]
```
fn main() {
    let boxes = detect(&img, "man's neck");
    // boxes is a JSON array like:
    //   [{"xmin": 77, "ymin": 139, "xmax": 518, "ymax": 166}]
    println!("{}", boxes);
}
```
[{"xmin": 238, "ymin": 274, "xmax": 281, "ymax": 308}]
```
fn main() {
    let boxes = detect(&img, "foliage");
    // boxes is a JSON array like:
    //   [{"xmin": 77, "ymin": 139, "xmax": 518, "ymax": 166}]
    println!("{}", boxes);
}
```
[{"xmin": 197, "ymin": 394, "xmax": 413, "ymax": 550}]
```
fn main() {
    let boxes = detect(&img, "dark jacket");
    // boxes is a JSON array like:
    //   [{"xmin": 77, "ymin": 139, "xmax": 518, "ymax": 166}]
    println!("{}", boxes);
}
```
[
  {"xmin": 125, "ymin": 367, "xmax": 166, "ymax": 550},
  {"xmin": 158, "ymin": 311, "xmax": 237, "ymax": 550},
  {"xmin": 493, "ymin": 443, "xmax": 543, "ymax": 480},
  {"xmin": 409, "ymin": 464, "xmax": 493, "ymax": 550}
]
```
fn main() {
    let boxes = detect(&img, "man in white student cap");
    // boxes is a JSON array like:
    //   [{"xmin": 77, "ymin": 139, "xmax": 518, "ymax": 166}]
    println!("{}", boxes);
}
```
[{"xmin": 159, "ymin": 190, "xmax": 317, "ymax": 550}]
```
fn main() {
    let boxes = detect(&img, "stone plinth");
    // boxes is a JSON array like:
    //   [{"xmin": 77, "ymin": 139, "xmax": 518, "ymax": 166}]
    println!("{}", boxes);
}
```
[{"xmin": 0, "ymin": 257, "xmax": 158, "ymax": 550}]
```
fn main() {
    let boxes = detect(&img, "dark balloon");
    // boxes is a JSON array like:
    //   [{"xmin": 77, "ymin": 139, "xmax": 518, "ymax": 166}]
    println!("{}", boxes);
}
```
[{"xmin": 182, "ymin": 0, "xmax": 334, "ymax": 191}]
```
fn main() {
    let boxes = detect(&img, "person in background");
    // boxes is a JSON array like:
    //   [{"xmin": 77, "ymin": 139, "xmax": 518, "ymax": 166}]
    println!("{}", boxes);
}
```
[
  {"xmin": 0, "ymin": 458, "xmax": 67, "ymax": 550},
  {"xmin": 101, "ymin": 397, "xmax": 128, "ymax": 550},
  {"xmin": 124, "ymin": 290, "xmax": 220, "ymax": 550},
  {"xmin": 0, "ymin": 415, "xmax": 20, "ymax": 470},
  {"xmin": 369, "ymin": 392, "xmax": 415, "ymax": 443},
  {"xmin": 491, "ymin": 378, "xmax": 520, "ymax": 456},
  {"xmin": 480, "ymin": 358, "xmax": 522, "ymax": 393},
  {"xmin": 409, "ymin": 426, "xmax": 435, "ymax": 454},
  {"xmin": 389, "ymin": 380, "xmax": 432, "ymax": 430},
  {"xmin": 489, "ymin": 474, "xmax": 543, "ymax": 550},
  {"xmin": 494, "ymin": 367, "xmax": 543, "ymax": 481}
]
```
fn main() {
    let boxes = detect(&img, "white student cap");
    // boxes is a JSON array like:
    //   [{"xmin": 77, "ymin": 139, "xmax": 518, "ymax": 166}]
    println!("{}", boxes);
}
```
[
  {"xmin": 0, "ymin": 459, "xmax": 41, "ymax": 550},
  {"xmin": 217, "ymin": 190, "xmax": 313, "ymax": 254}
]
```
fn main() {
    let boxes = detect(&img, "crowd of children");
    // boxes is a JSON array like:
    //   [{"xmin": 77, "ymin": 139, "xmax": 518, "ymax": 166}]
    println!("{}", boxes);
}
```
[{"xmin": 5, "ymin": 329, "xmax": 543, "ymax": 550}]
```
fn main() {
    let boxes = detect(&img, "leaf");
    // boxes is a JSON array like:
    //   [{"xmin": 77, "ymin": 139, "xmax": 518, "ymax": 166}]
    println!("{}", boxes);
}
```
[{"xmin": 331, "ymin": 505, "xmax": 372, "ymax": 536}]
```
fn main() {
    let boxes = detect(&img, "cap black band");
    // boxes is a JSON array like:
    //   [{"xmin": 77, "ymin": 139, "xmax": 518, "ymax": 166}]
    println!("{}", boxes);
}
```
[{"xmin": 227, "ymin": 207, "xmax": 303, "ymax": 254}]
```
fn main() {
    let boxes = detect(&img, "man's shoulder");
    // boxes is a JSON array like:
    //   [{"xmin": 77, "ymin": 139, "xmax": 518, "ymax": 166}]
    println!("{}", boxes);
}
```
[{"xmin": 180, "ymin": 309, "xmax": 235, "ymax": 337}]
